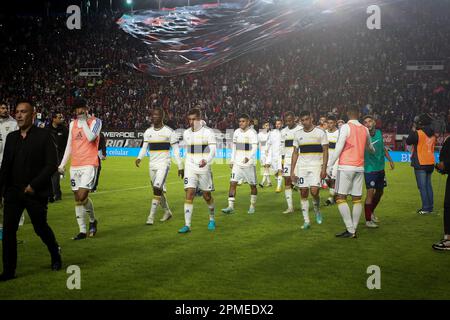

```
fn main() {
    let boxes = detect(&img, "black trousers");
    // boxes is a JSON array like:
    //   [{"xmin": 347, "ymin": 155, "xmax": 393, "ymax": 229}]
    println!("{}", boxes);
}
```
[
  {"xmin": 2, "ymin": 188, "xmax": 59, "ymax": 275},
  {"xmin": 93, "ymin": 157, "xmax": 102, "ymax": 191},
  {"xmin": 50, "ymin": 171, "xmax": 62, "ymax": 199},
  {"xmin": 444, "ymin": 176, "xmax": 450, "ymax": 235}
]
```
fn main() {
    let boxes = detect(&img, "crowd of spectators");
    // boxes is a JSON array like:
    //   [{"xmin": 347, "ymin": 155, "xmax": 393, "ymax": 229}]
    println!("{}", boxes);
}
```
[{"xmin": 0, "ymin": 0, "xmax": 449, "ymax": 136}]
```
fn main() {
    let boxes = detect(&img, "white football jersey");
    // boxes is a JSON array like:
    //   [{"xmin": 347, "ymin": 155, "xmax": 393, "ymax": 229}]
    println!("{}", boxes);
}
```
[
  {"xmin": 326, "ymin": 128, "xmax": 339, "ymax": 166},
  {"xmin": 232, "ymin": 127, "xmax": 258, "ymax": 167},
  {"xmin": 281, "ymin": 125, "xmax": 303, "ymax": 161},
  {"xmin": 138, "ymin": 125, "xmax": 181, "ymax": 169},
  {"xmin": 0, "ymin": 116, "xmax": 18, "ymax": 165},
  {"xmin": 293, "ymin": 127, "xmax": 329, "ymax": 169},
  {"xmin": 258, "ymin": 131, "xmax": 269, "ymax": 150},
  {"xmin": 183, "ymin": 126, "xmax": 216, "ymax": 174}
]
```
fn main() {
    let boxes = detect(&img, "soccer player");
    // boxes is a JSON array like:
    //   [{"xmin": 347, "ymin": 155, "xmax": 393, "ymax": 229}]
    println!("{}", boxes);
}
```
[
  {"xmin": 58, "ymin": 98, "xmax": 102, "ymax": 240},
  {"xmin": 258, "ymin": 121, "xmax": 271, "ymax": 188},
  {"xmin": 291, "ymin": 111, "xmax": 329, "ymax": 229},
  {"xmin": 362, "ymin": 115, "xmax": 395, "ymax": 228},
  {"xmin": 280, "ymin": 112, "xmax": 302, "ymax": 214},
  {"xmin": 0, "ymin": 102, "xmax": 19, "ymax": 240},
  {"xmin": 135, "ymin": 108, "xmax": 183, "ymax": 225},
  {"xmin": 317, "ymin": 115, "xmax": 328, "ymax": 131},
  {"xmin": 325, "ymin": 115, "xmax": 339, "ymax": 206},
  {"xmin": 266, "ymin": 119, "xmax": 283, "ymax": 192},
  {"xmin": 328, "ymin": 107, "xmax": 375, "ymax": 238},
  {"xmin": 222, "ymin": 114, "xmax": 258, "ymax": 214},
  {"xmin": 178, "ymin": 108, "xmax": 217, "ymax": 233}
]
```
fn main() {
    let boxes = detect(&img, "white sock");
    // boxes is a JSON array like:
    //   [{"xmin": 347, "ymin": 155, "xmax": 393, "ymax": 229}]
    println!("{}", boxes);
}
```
[
  {"xmin": 337, "ymin": 201, "xmax": 355, "ymax": 234},
  {"xmin": 207, "ymin": 200, "xmax": 215, "ymax": 221},
  {"xmin": 160, "ymin": 194, "xmax": 170, "ymax": 212},
  {"xmin": 312, "ymin": 196, "xmax": 320, "ymax": 215},
  {"xmin": 150, "ymin": 196, "xmax": 161, "ymax": 219},
  {"xmin": 329, "ymin": 188, "xmax": 335, "ymax": 197},
  {"xmin": 285, "ymin": 189, "xmax": 293, "ymax": 209},
  {"xmin": 75, "ymin": 205, "xmax": 87, "ymax": 233},
  {"xmin": 301, "ymin": 199, "xmax": 310, "ymax": 224},
  {"xmin": 84, "ymin": 198, "xmax": 96, "ymax": 223},
  {"xmin": 18, "ymin": 214, "xmax": 25, "ymax": 227},
  {"xmin": 184, "ymin": 202, "xmax": 193, "ymax": 227},
  {"xmin": 228, "ymin": 197, "xmax": 235, "ymax": 209},
  {"xmin": 352, "ymin": 201, "xmax": 363, "ymax": 231},
  {"xmin": 250, "ymin": 194, "xmax": 257, "ymax": 209},
  {"xmin": 277, "ymin": 176, "xmax": 282, "ymax": 189}
]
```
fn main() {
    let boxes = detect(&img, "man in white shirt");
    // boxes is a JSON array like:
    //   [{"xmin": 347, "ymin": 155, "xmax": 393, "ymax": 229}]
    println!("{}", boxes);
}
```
[
  {"xmin": 222, "ymin": 114, "xmax": 259, "ymax": 214},
  {"xmin": 280, "ymin": 112, "xmax": 302, "ymax": 213},
  {"xmin": 266, "ymin": 119, "xmax": 283, "ymax": 192},
  {"xmin": 179, "ymin": 108, "xmax": 217, "ymax": 233},
  {"xmin": 325, "ymin": 115, "xmax": 340, "ymax": 206},
  {"xmin": 258, "ymin": 122, "xmax": 271, "ymax": 187},
  {"xmin": 291, "ymin": 111, "xmax": 329, "ymax": 230},
  {"xmin": 135, "ymin": 108, "xmax": 183, "ymax": 225}
]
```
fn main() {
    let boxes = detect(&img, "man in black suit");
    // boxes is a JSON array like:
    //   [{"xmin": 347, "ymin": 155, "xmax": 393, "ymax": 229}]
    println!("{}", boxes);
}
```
[{"xmin": 0, "ymin": 101, "xmax": 62, "ymax": 281}]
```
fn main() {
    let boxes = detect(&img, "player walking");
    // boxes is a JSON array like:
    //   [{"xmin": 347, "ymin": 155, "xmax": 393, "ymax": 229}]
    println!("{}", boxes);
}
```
[
  {"xmin": 135, "ymin": 108, "xmax": 183, "ymax": 225},
  {"xmin": 58, "ymin": 98, "xmax": 102, "ymax": 240},
  {"xmin": 222, "ymin": 114, "xmax": 258, "ymax": 214},
  {"xmin": 280, "ymin": 112, "xmax": 302, "ymax": 214},
  {"xmin": 362, "ymin": 115, "xmax": 395, "ymax": 228},
  {"xmin": 258, "ymin": 122, "xmax": 271, "ymax": 188},
  {"xmin": 266, "ymin": 120, "xmax": 283, "ymax": 193},
  {"xmin": 178, "ymin": 108, "xmax": 217, "ymax": 233},
  {"xmin": 291, "ymin": 111, "xmax": 329, "ymax": 229},
  {"xmin": 328, "ymin": 107, "xmax": 375, "ymax": 238},
  {"xmin": 325, "ymin": 115, "xmax": 339, "ymax": 206}
]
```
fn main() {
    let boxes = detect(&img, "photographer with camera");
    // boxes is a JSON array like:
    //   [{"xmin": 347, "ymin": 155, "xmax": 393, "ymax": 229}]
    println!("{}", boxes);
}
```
[
  {"xmin": 406, "ymin": 114, "xmax": 436, "ymax": 215},
  {"xmin": 432, "ymin": 135, "xmax": 450, "ymax": 251}
]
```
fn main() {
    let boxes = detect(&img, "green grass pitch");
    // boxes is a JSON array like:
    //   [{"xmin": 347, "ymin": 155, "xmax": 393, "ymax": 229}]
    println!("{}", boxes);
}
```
[{"xmin": 0, "ymin": 158, "xmax": 448, "ymax": 299}]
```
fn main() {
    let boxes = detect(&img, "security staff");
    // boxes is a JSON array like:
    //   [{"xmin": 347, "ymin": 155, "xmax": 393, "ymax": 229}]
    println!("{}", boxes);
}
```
[
  {"xmin": 0, "ymin": 101, "xmax": 62, "ymax": 281},
  {"xmin": 406, "ymin": 114, "xmax": 436, "ymax": 215}
]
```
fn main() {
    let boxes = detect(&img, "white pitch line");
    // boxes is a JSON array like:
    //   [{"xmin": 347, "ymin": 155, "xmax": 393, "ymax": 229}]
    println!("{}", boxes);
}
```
[{"xmin": 92, "ymin": 175, "xmax": 228, "ymax": 195}]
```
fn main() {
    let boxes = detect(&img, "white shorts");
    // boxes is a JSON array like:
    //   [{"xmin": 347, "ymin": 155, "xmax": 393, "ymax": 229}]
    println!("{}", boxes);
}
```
[
  {"xmin": 328, "ymin": 162, "xmax": 338, "ymax": 180},
  {"xmin": 295, "ymin": 168, "xmax": 321, "ymax": 188},
  {"xmin": 269, "ymin": 157, "xmax": 281, "ymax": 172},
  {"xmin": 231, "ymin": 165, "xmax": 257, "ymax": 185},
  {"xmin": 70, "ymin": 166, "xmax": 97, "ymax": 191},
  {"xmin": 282, "ymin": 163, "xmax": 292, "ymax": 177},
  {"xmin": 150, "ymin": 166, "xmax": 170, "ymax": 191},
  {"xmin": 335, "ymin": 170, "xmax": 364, "ymax": 197},
  {"xmin": 184, "ymin": 170, "xmax": 215, "ymax": 192}
]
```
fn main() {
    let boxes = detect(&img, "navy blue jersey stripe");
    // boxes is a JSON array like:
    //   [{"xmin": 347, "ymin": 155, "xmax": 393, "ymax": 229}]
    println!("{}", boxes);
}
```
[
  {"xmin": 149, "ymin": 142, "xmax": 171, "ymax": 151},
  {"xmin": 299, "ymin": 144, "xmax": 323, "ymax": 153}
]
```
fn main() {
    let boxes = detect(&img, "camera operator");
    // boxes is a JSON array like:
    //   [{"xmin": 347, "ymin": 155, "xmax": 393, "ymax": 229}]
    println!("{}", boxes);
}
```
[
  {"xmin": 432, "ymin": 135, "xmax": 450, "ymax": 251},
  {"xmin": 406, "ymin": 114, "xmax": 436, "ymax": 215}
]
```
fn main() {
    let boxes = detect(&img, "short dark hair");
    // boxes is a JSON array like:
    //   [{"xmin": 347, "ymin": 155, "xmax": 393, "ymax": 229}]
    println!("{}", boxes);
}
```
[
  {"xmin": 0, "ymin": 101, "xmax": 7, "ymax": 107},
  {"xmin": 299, "ymin": 110, "xmax": 310, "ymax": 118},
  {"xmin": 16, "ymin": 100, "xmax": 34, "ymax": 110},
  {"xmin": 72, "ymin": 98, "xmax": 87, "ymax": 109},
  {"xmin": 153, "ymin": 107, "xmax": 166, "ymax": 119},
  {"xmin": 284, "ymin": 111, "xmax": 295, "ymax": 119},
  {"xmin": 239, "ymin": 113, "xmax": 250, "ymax": 120},
  {"xmin": 347, "ymin": 106, "xmax": 360, "ymax": 115},
  {"xmin": 327, "ymin": 115, "xmax": 337, "ymax": 121},
  {"xmin": 187, "ymin": 108, "xmax": 201, "ymax": 118},
  {"xmin": 363, "ymin": 115, "xmax": 374, "ymax": 121}
]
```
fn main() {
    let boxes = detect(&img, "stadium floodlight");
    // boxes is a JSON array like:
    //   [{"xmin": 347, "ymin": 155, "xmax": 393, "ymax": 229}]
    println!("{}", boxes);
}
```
[{"xmin": 126, "ymin": 0, "xmax": 132, "ymax": 4}]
